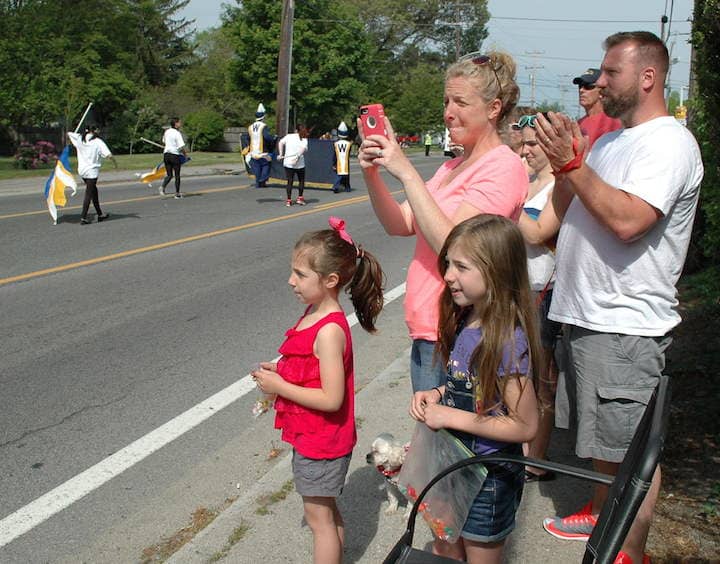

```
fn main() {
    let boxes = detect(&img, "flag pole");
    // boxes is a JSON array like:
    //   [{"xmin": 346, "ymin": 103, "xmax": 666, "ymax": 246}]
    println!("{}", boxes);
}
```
[
  {"xmin": 139, "ymin": 136, "xmax": 164, "ymax": 149},
  {"xmin": 74, "ymin": 103, "xmax": 93, "ymax": 133}
]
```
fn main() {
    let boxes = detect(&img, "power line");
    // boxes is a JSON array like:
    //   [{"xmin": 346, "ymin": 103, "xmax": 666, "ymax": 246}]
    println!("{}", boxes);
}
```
[{"xmin": 490, "ymin": 16, "xmax": 679, "ymax": 24}]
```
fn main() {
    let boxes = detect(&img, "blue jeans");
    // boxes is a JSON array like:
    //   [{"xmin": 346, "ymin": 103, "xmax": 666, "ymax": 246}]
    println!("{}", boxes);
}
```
[{"xmin": 410, "ymin": 339, "xmax": 446, "ymax": 393}]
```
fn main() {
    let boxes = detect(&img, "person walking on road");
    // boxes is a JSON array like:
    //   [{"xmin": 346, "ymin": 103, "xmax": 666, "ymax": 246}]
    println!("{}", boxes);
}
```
[
  {"xmin": 277, "ymin": 124, "xmax": 309, "ymax": 206},
  {"xmin": 536, "ymin": 32, "xmax": 704, "ymax": 564},
  {"xmin": 160, "ymin": 118, "xmax": 188, "ymax": 198},
  {"xmin": 424, "ymin": 132, "xmax": 432, "ymax": 156},
  {"xmin": 67, "ymin": 126, "xmax": 117, "ymax": 225},
  {"xmin": 358, "ymin": 50, "xmax": 528, "ymax": 393},
  {"xmin": 248, "ymin": 103, "xmax": 275, "ymax": 188},
  {"xmin": 410, "ymin": 214, "xmax": 541, "ymax": 564},
  {"xmin": 252, "ymin": 217, "xmax": 385, "ymax": 564}
]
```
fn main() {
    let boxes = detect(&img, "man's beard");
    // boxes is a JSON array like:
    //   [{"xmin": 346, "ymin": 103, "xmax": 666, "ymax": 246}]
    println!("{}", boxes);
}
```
[{"xmin": 601, "ymin": 85, "xmax": 640, "ymax": 119}]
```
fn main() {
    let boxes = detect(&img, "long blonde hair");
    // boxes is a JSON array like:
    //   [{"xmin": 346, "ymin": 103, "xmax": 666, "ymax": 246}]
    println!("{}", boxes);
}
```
[{"xmin": 436, "ymin": 215, "xmax": 542, "ymax": 414}]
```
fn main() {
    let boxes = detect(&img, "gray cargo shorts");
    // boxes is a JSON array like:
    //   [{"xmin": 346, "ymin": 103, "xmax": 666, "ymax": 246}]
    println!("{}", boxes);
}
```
[{"xmin": 555, "ymin": 325, "xmax": 672, "ymax": 463}]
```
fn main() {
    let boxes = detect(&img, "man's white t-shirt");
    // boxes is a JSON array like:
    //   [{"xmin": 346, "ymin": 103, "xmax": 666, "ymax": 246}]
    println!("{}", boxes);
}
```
[
  {"xmin": 549, "ymin": 116, "xmax": 704, "ymax": 336},
  {"xmin": 163, "ymin": 127, "xmax": 185, "ymax": 155},
  {"xmin": 67, "ymin": 132, "xmax": 112, "ymax": 179}
]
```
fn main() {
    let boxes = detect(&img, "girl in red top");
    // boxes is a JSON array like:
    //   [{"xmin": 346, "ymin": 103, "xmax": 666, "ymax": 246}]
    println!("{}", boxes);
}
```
[{"xmin": 252, "ymin": 217, "xmax": 385, "ymax": 564}]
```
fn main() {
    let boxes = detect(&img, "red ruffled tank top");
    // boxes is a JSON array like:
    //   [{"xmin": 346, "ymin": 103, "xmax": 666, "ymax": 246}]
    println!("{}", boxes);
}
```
[{"xmin": 274, "ymin": 309, "xmax": 356, "ymax": 458}]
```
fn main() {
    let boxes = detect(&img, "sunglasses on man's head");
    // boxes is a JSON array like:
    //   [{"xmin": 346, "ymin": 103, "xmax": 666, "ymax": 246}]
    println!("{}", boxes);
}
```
[
  {"xmin": 579, "ymin": 83, "xmax": 597, "ymax": 91},
  {"xmin": 457, "ymin": 51, "xmax": 503, "ymax": 98}
]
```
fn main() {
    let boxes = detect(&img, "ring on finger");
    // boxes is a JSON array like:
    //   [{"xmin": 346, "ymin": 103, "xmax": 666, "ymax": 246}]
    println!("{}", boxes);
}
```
[{"xmin": 377, "ymin": 149, "xmax": 383, "ymax": 157}]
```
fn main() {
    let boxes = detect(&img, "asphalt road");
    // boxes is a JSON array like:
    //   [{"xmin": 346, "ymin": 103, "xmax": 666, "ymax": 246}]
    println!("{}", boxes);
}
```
[
  {"xmin": 0, "ymin": 159, "xmax": 590, "ymax": 564},
  {"xmin": 0, "ymin": 161, "xmax": 441, "ymax": 563}
]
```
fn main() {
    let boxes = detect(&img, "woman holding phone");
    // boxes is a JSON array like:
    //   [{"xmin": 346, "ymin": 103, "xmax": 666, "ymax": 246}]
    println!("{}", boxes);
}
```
[{"xmin": 358, "ymin": 51, "xmax": 528, "ymax": 393}]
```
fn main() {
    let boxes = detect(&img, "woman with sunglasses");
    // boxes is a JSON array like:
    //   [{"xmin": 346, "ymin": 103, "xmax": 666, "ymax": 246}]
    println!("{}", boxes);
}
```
[
  {"xmin": 516, "ymin": 114, "xmax": 564, "ymax": 483},
  {"xmin": 358, "ymin": 51, "xmax": 528, "ymax": 399}
]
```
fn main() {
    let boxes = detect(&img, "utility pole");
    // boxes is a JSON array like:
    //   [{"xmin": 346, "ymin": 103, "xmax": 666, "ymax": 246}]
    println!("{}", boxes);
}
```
[
  {"xmin": 276, "ymin": 0, "xmax": 294, "ymax": 138},
  {"xmin": 525, "ymin": 50, "xmax": 544, "ymax": 109},
  {"xmin": 660, "ymin": 14, "xmax": 669, "ymax": 43},
  {"xmin": 558, "ymin": 74, "xmax": 573, "ymax": 114}
]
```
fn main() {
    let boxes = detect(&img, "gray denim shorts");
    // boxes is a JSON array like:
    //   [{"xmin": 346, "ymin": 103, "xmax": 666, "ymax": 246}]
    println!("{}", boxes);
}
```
[
  {"xmin": 292, "ymin": 450, "xmax": 352, "ymax": 497},
  {"xmin": 558, "ymin": 325, "xmax": 672, "ymax": 463}
]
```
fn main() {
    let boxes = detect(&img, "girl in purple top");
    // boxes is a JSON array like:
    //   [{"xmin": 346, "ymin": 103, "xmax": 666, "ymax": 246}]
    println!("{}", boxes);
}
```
[{"xmin": 410, "ymin": 215, "xmax": 542, "ymax": 564}]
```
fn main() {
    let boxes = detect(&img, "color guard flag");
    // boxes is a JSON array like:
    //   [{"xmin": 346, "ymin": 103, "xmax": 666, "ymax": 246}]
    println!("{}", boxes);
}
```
[
  {"xmin": 139, "ymin": 161, "xmax": 167, "ymax": 184},
  {"xmin": 44, "ymin": 146, "xmax": 77, "ymax": 223},
  {"xmin": 138, "ymin": 155, "xmax": 190, "ymax": 185}
]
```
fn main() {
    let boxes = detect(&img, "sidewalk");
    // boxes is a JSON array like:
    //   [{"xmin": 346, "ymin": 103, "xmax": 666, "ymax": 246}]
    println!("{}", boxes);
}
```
[
  {"xmin": 168, "ymin": 348, "xmax": 589, "ymax": 564},
  {"xmin": 0, "ymin": 164, "xmax": 247, "ymax": 198}
]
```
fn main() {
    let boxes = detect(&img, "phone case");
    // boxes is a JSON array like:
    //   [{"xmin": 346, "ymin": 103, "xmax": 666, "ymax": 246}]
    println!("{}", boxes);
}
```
[{"xmin": 359, "ymin": 104, "xmax": 387, "ymax": 137}]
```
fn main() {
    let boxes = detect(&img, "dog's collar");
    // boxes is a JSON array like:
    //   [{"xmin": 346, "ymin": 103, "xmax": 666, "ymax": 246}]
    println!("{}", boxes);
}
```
[{"xmin": 377, "ymin": 465, "xmax": 401, "ymax": 478}]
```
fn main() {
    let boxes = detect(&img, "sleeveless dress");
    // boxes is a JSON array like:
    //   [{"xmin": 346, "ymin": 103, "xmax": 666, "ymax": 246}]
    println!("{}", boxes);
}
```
[{"xmin": 274, "ymin": 309, "xmax": 356, "ymax": 459}]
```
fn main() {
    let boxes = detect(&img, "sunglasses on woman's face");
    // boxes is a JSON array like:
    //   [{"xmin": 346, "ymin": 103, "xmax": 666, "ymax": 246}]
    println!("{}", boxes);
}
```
[
  {"xmin": 579, "ymin": 83, "xmax": 597, "ymax": 91},
  {"xmin": 457, "ymin": 52, "xmax": 503, "ymax": 98},
  {"xmin": 511, "ymin": 115, "xmax": 537, "ymax": 130}
]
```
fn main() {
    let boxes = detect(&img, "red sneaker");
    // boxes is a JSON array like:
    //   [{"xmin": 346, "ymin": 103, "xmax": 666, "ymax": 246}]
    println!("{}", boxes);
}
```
[
  {"xmin": 614, "ymin": 551, "xmax": 652, "ymax": 564},
  {"xmin": 542, "ymin": 501, "xmax": 596, "ymax": 541}
]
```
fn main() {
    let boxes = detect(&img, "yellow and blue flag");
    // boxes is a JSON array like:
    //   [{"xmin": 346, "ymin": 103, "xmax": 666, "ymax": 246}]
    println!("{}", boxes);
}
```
[
  {"xmin": 44, "ymin": 146, "xmax": 77, "ymax": 223},
  {"xmin": 138, "ymin": 155, "xmax": 190, "ymax": 184},
  {"xmin": 139, "ymin": 161, "xmax": 166, "ymax": 184}
]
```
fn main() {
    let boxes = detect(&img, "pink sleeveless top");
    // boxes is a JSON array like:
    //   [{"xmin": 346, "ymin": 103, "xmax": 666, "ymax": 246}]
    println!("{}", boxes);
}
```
[{"xmin": 274, "ymin": 310, "xmax": 356, "ymax": 458}]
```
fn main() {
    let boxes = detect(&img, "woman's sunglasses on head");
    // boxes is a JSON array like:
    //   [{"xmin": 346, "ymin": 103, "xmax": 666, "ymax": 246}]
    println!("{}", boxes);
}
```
[
  {"xmin": 457, "ymin": 51, "xmax": 503, "ymax": 97},
  {"xmin": 510, "ymin": 112, "xmax": 551, "ymax": 130},
  {"xmin": 511, "ymin": 115, "xmax": 537, "ymax": 130}
]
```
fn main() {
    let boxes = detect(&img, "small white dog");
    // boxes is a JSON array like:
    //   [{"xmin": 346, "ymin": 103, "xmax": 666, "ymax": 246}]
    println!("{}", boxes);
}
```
[{"xmin": 366, "ymin": 433, "xmax": 411, "ymax": 516}]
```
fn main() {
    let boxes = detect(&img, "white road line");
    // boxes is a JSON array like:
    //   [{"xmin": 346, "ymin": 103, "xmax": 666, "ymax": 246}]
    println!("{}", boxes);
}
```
[{"xmin": 0, "ymin": 282, "xmax": 406, "ymax": 548}]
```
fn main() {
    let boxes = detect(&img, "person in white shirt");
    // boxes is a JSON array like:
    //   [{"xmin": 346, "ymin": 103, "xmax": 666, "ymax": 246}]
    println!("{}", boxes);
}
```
[
  {"xmin": 277, "ymin": 124, "xmax": 309, "ymax": 206},
  {"xmin": 160, "ymin": 118, "xmax": 187, "ymax": 198},
  {"xmin": 536, "ymin": 32, "xmax": 704, "ymax": 563},
  {"xmin": 67, "ymin": 126, "xmax": 117, "ymax": 225}
]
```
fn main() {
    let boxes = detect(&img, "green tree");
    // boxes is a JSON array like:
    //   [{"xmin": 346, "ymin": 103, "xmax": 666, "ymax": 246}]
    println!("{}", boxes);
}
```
[
  {"xmin": 0, "ymin": 0, "xmax": 192, "ymax": 148},
  {"xmin": 667, "ymin": 90, "xmax": 681, "ymax": 115},
  {"xmin": 387, "ymin": 63, "xmax": 445, "ymax": 134},
  {"xmin": 690, "ymin": 0, "xmax": 720, "ymax": 263},
  {"xmin": 183, "ymin": 109, "xmax": 226, "ymax": 150},
  {"xmin": 223, "ymin": 0, "xmax": 374, "ymax": 133},
  {"xmin": 174, "ymin": 27, "xmax": 255, "ymax": 125},
  {"xmin": 356, "ymin": 0, "xmax": 489, "ymax": 61}
]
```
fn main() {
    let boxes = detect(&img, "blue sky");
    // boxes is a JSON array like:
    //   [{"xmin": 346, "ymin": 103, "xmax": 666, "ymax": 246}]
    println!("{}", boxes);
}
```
[{"xmin": 180, "ymin": 0, "xmax": 694, "ymax": 117}]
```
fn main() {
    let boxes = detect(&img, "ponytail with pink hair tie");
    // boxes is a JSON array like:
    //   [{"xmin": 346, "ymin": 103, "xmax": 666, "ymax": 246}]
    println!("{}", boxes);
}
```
[{"xmin": 329, "ymin": 216, "xmax": 363, "ymax": 258}]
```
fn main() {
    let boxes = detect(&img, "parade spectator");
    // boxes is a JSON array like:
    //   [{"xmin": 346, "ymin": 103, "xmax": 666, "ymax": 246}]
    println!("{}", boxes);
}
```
[
  {"xmin": 248, "ymin": 103, "xmax": 275, "ymax": 188},
  {"xmin": 277, "ymin": 124, "xmax": 309, "ymax": 206},
  {"xmin": 332, "ymin": 121, "xmax": 352, "ymax": 193},
  {"xmin": 359, "ymin": 51, "xmax": 528, "ymax": 393},
  {"xmin": 503, "ymin": 105, "xmax": 534, "ymax": 156},
  {"xmin": 160, "ymin": 117, "xmax": 187, "ymax": 198},
  {"xmin": 67, "ymin": 126, "xmax": 117, "ymax": 224},
  {"xmin": 536, "ymin": 32, "xmax": 704, "ymax": 564},
  {"xmin": 573, "ymin": 68, "xmax": 622, "ymax": 147},
  {"xmin": 252, "ymin": 217, "xmax": 385, "ymax": 564},
  {"xmin": 515, "ymin": 113, "xmax": 562, "ymax": 482},
  {"xmin": 410, "ymin": 215, "xmax": 541, "ymax": 563}
]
